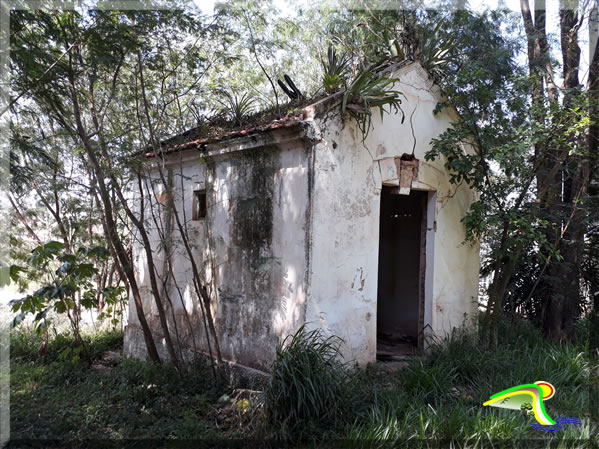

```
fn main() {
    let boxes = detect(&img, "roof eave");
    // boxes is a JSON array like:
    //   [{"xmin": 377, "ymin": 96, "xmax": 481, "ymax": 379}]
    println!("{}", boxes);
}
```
[
  {"xmin": 143, "ymin": 118, "xmax": 307, "ymax": 159},
  {"xmin": 146, "ymin": 121, "xmax": 315, "ymax": 166}
]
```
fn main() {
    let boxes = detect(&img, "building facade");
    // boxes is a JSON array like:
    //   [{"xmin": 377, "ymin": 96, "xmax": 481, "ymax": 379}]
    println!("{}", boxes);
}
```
[{"xmin": 124, "ymin": 62, "xmax": 480, "ymax": 372}]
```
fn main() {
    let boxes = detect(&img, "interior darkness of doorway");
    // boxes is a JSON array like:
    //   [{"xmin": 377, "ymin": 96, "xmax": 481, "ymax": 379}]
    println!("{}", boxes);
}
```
[{"xmin": 376, "ymin": 187, "xmax": 427, "ymax": 359}]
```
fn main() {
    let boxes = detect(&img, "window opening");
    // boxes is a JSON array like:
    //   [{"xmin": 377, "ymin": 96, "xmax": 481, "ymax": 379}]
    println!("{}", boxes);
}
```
[{"xmin": 192, "ymin": 189, "xmax": 206, "ymax": 220}]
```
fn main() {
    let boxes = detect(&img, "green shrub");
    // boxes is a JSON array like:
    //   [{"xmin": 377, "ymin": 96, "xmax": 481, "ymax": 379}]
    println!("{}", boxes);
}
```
[
  {"xmin": 10, "ymin": 328, "xmax": 123, "ymax": 364},
  {"xmin": 10, "ymin": 328, "xmax": 42, "ymax": 361},
  {"xmin": 263, "ymin": 324, "xmax": 347, "ymax": 439},
  {"xmin": 345, "ymin": 319, "xmax": 596, "ymax": 446},
  {"xmin": 10, "ymin": 331, "xmax": 225, "ymax": 442},
  {"xmin": 572, "ymin": 313, "xmax": 599, "ymax": 351},
  {"xmin": 400, "ymin": 360, "xmax": 457, "ymax": 404}
]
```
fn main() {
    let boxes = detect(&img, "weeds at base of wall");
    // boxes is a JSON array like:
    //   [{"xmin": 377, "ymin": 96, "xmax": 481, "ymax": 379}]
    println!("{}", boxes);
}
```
[
  {"xmin": 9, "ymin": 329, "xmax": 232, "ymax": 444},
  {"xmin": 7, "ymin": 317, "xmax": 598, "ymax": 446},
  {"xmin": 259, "ymin": 318, "xmax": 597, "ymax": 446},
  {"xmin": 261, "ymin": 324, "xmax": 347, "ymax": 440}
]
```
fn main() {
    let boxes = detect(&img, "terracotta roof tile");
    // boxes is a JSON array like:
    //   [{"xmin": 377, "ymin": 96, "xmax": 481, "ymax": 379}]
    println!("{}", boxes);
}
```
[{"xmin": 143, "ymin": 112, "xmax": 306, "ymax": 158}]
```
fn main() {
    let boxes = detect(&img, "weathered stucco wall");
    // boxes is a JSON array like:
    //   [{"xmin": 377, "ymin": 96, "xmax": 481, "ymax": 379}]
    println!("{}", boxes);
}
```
[
  {"xmin": 125, "ymin": 62, "xmax": 480, "ymax": 371},
  {"xmin": 125, "ymin": 129, "xmax": 312, "ymax": 371},
  {"xmin": 306, "ymin": 63, "xmax": 480, "ymax": 366}
]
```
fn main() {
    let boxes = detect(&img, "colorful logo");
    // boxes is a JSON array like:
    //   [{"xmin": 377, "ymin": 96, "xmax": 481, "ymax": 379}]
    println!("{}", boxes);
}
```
[{"xmin": 483, "ymin": 381, "xmax": 582, "ymax": 431}]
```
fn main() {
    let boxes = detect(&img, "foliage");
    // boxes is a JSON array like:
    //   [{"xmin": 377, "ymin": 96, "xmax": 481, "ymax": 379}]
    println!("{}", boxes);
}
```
[
  {"xmin": 214, "ymin": 90, "xmax": 256, "ymax": 126},
  {"xmin": 321, "ymin": 44, "xmax": 350, "ymax": 93},
  {"xmin": 418, "ymin": 6, "xmax": 598, "ymax": 342},
  {"xmin": 369, "ymin": 12, "xmax": 458, "ymax": 79},
  {"xmin": 412, "ymin": 18, "xmax": 458, "ymax": 77},
  {"xmin": 342, "ymin": 66, "xmax": 404, "ymax": 140},
  {"xmin": 259, "ymin": 319, "xmax": 596, "ymax": 445},
  {"xmin": 9, "ymin": 330, "xmax": 230, "ymax": 444},
  {"xmin": 263, "ymin": 324, "xmax": 347, "ymax": 439},
  {"xmin": 349, "ymin": 319, "xmax": 594, "ymax": 446},
  {"xmin": 582, "ymin": 222, "xmax": 599, "ymax": 314},
  {"xmin": 6, "ymin": 0, "xmax": 598, "ymax": 381},
  {"xmin": 8, "ymin": 320, "xmax": 597, "ymax": 445},
  {"xmin": 11, "ymin": 328, "xmax": 123, "ymax": 365},
  {"xmin": 9, "ymin": 241, "xmax": 124, "ymax": 339},
  {"xmin": 8, "ymin": 7, "xmax": 228, "ymax": 367},
  {"xmin": 212, "ymin": 1, "xmax": 311, "ymax": 112}
]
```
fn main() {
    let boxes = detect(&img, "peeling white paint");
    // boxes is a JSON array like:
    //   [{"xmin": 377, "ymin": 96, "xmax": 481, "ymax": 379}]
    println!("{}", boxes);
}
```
[
  {"xmin": 306, "ymin": 62, "xmax": 480, "ymax": 366},
  {"xmin": 125, "ymin": 62, "xmax": 480, "ymax": 371}
]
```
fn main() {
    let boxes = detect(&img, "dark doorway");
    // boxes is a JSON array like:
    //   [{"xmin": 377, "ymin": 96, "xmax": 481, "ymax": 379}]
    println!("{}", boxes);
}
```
[{"xmin": 376, "ymin": 187, "xmax": 427, "ymax": 358}]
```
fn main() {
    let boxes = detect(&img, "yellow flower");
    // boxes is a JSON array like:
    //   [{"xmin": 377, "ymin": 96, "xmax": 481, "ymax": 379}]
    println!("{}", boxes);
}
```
[{"xmin": 236, "ymin": 399, "xmax": 250, "ymax": 414}]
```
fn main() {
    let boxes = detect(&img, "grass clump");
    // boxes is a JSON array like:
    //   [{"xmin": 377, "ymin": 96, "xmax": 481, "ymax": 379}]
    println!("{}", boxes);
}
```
[
  {"xmin": 263, "ymin": 324, "xmax": 347, "ymax": 439},
  {"xmin": 9, "ymin": 317, "xmax": 598, "ymax": 446},
  {"xmin": 10, "ymin": 328, "xmax": 123, "ymax": 365},
  {"xmin": 346, "ymin": 318, "xmax": 596, "ymax": 447},
  {"xmin": 260, "ymin": 318, "xmax": 597, "ymax": 447}
]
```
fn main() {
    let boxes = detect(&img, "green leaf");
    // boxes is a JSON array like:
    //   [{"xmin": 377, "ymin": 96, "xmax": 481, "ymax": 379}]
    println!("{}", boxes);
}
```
[
  {"xmin": 74, "ymin": 263, "xmax": 98, "ymax": 278},
  {"xmin": 78, "ymin": 246, "xmax": 110, "ymax": 260},
  {"xmin": 28, "ymin": 241, "xmax": 65, "ymax": 265},
  {"xmin": 81, "ymin": 292, "xmax": 97, "ymax": 309},
  {"xmin": 342, "ymin": 66, "xmax": 403, "ymax": 140},
  {"xmin": 9, "ymin": 265, "xmax": 27, "ymax": 283},
  {"xmin": 54, "ymin": 301, "xmax": 67, "ymax": 314},
  {"xmin": 43, "ymin": 241, "xmax": 65, "ymax": 252},
  {"xmin": 59, "ymin": 254, "xmax": 77, "ymax": 263},
  {"xmin": 57, "ymin": 262, "xmax": 73, "ymax": 276},
  {"xmin": 58, "ymin": 347, "xmax": 71, "ymax": 360},
  {"xmin": 11, "ymin": 313, "xmax": 27, "ymax": 328}
]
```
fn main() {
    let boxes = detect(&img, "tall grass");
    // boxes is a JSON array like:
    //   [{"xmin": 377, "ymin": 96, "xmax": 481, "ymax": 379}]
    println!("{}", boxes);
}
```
[
  {"xmin": 347, "ymin": 319, "xmax": 596, "ymax": 447},
  {"xmin": 10, "ymin": 328, "xmax": 123, "ymax": 364},
  {"xmin": 263, "ymin": 325, "xmax": 347, "ymax": 439},
  {"xmin": 262, "ymin": 318, "xmax": 597, "ymax": 446},
  {"xmin": 9, "ymin": 328, "xmax": 226, "ymax": 442}
]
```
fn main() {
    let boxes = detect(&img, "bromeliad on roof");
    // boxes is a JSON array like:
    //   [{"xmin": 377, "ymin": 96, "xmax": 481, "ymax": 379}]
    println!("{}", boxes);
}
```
[{"xmin": 143, "ymin": 60, "xmax": 424, "ymax": 158}]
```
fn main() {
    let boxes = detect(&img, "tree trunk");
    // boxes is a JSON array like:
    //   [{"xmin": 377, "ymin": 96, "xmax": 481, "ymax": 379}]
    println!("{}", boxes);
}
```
[
  {"xmin": 135, "ymin": 52, "xmax": 224, "ymax": 377},
  {"xmin": 82, "ymin": 64, "xmax": 181, "ymax": 369},
  {"xmin": 484, "ymin": 220, "xmax": 522, "ymax": 348},
  {"xmin": 520, "ymin": 0, "xmax": 589, "ymax": 339},
  {"xmin": 66, "ymin": 66, "xmax": 162, "ymax": 363},
  {"xmin": 7, "ymin": 194, "xmax": 43, "ymax": 245},
  {"xmin": 542, "ymin": 0, "xmax": 585, "ymax": 339},
  {"xmin": 588, "ymin": 6, "xmax": 599, "ymax": 316}
]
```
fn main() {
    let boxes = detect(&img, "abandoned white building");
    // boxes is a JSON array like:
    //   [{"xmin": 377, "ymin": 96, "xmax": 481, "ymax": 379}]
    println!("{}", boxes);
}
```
[{"xmin": 124, "ymin": 61, "xmax": 480, "ymax": 372}]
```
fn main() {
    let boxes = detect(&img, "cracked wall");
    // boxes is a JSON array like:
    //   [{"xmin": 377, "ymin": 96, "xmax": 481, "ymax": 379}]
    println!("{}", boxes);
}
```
[
  {"xmin": 125, "ymin": 62, "xmax": 480, "ymax": 371},
  {"xmin": 306, "ymin": 63, "xmax": 480, "ymax": 366}
]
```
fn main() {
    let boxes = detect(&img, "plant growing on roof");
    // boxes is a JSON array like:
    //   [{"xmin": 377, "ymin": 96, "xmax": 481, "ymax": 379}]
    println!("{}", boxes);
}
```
[
  {"xmin": 383, "ymin": 17, "xmax": 456, "ymax": 77},
  {"xmin": 321, "ymin": 44, "xmax": 349, "ymax": 93},
  {"xmin": 342, "ymin": 66, "xmax": 405, "ymax": 140},
  {"xmin": 415, "ymin": 19, "xmax": 458, "ymax": 78},
  {"xmin": 215, "ymin": 90, "xmax": 256, "ymax": 127}
]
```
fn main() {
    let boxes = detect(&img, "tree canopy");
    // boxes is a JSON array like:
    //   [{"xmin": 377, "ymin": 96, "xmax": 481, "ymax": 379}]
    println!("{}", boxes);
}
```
[{"xmin": 3, "ymin": 0, "xmax": 598, "ymax": 360}]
